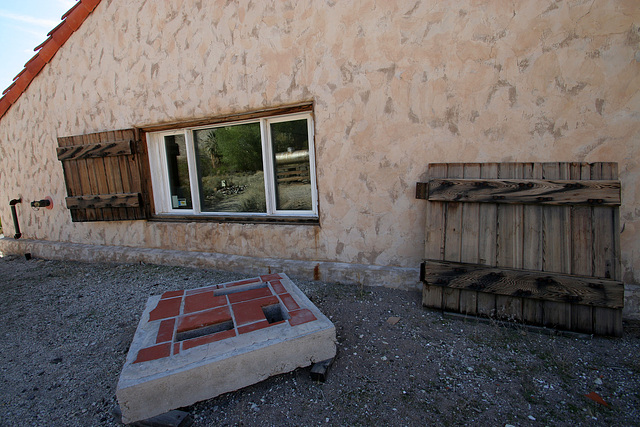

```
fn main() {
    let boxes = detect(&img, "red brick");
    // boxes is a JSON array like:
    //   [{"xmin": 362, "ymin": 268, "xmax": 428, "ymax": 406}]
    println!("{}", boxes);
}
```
[
  {"xmin": 156, "ymin": 318, "xmax": 175, "ymax": 344},
  {"xmin": 288, "ymin": 309, "xmax": 317, "ymax": 326},
  {"xmin": 225, "ymin": 278, "xmax": 261, "ymax": 288},
  {"xmin": 227, "ymin": 286, "xmax": 272, "ymax": 304},
  {"xmin": 177, "ymin": 306, "xmax": 231, "ymax": 333},
  {"xmin": 182, "ymin": 329, "xmax": 236, "ymax": 350},
  {"xmin": 238, "ymin": 320, "xmax": 271, "ymax": 335},
  {"xmin": 184, "ymin": 292, "xmax": 227, "ymax": 313},
  {"xmin": 279, "ymin": 293, "xmax": 300, "ymax": 311},
  {"xmin": 232, "ymin": 296, "xmax": 279, "ymax": 326},
  {"xmin": 260, "ymin": 273, "xmax": 282, "ymax": 282},
  {"xmin": 148, "ymin": 297, "xmax": 182, "ymax": 321},
  {"xmin": 134, "ymin": 343, "xmax": 171, "ymax": 363},
  {"xmin": 161, "ymin": 290, "xmax": 184, "ymax": 299},
  {"xmin": 270, "ymin": 280, "xmax": 286, "ymax": 294},
  {"xmin": 173, "ymin": 342, "xmax": 181, "ymax": 355}
]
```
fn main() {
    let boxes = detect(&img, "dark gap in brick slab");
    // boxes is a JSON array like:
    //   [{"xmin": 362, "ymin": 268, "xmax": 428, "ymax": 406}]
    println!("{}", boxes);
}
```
[
  {"xmin": 214, "ymin": 282, "xmax": 267, "ymax": 297},
  {"xmin": 176, "ymin": 320, "xmax": 234, "ymax": 342},
  {"xmin": 262, "ymin": 304, "xmax": 289, "ymax": 324}
]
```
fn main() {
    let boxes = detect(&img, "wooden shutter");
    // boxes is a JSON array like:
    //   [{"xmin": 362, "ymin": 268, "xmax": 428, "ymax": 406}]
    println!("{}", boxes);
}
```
[
  {"xmin": 417, "ymin": 162, "xmax": 623, "ymax": 336},
  {"xmin": 57, "ymin": 128, "xmax": 152, "ymax": 222}
]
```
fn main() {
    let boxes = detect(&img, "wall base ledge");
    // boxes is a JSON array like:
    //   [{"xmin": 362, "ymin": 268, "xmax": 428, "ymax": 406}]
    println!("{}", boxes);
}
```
[{"xmin": 0, "ymin": 237, "xmax": 421, "ymax": 291}]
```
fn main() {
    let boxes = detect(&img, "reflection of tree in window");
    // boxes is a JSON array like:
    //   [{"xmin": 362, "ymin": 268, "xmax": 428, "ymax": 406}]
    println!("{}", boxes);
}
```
[
  {"xmin": 194, "ymin": 123, "xmax": 266, "ymax": 213},
  {"xmin": 164, "ymin": 134, "xmax": 192, "ymax": 209}
]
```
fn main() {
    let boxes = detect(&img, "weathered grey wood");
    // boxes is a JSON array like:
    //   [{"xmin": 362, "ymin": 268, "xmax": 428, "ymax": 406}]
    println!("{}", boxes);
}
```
[
  {"xmin": 56, "ymin": 140, "xmax": 133, "ymax": 160},
  {"xmin": 422, "ymin": 283, "xmax": 443, "ymax": 309},
  {"xmin": 421, "ymin": 260, "xmax": 624, "ymax": 309},
  {"xmin": 424, "ymin": 164, "xmax": 448, "ymax": 260},
  {"xmin": 476, "ymin": 293, "xmax": 496, "ymax": 317},
  {"xmin": 593, "ymin": 307, "xmax": 623, "ymax": 337},
  {"xmin": 458, "ymin": 289, "xmax": 478, "ymax": 315},
  {"xmin": 460, "ymin": 164, "xmax": 481, "ymax": 263},
  {"xmin": 592, "ymin": 163, "xmax": 623, "ymax": 336},
  {"xmin": 66, "ymin": 193, "xmax": 141, "ymax": 209},
  {"xmin": 496, "ymin": 295, "xmax": 523, "ymax": 321},
  {"xmin": 478, "ymin": 163, "xmax": 498, "ymax": 266},
  {"xmin": 444, "ymin": 163, "xmax": 464, "ymax": 262},
  {"xmin": 425, "ymin": 178, "xmax": 620, "ymax": 206},
  {"xmin": 420, "ymin": 162, "xmax": 622, "ymax": 336},
  {"xmin": 443, "ymin": 287, "xmax": 460, "ymax": 312}
]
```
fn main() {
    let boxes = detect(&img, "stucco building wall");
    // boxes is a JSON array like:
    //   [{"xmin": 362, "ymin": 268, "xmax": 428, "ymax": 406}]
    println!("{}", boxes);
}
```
[{"xmin": 0, "ymin": 1, "xmax": 639, "ymax": 311}]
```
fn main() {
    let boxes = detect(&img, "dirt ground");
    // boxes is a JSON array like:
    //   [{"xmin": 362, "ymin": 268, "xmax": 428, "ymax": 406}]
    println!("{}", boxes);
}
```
[{"xmin": 0, "ymin": 254, "xmax": 639, "ymax": 426}]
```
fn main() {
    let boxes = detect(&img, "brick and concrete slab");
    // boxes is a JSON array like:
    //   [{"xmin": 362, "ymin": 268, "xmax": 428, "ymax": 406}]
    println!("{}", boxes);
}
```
[{"xmin": 116, "ymin": 273, "xmax": 336, "ymax": 424}]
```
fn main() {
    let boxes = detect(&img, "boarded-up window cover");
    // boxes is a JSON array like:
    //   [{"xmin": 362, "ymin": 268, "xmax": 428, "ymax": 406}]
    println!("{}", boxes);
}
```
[
  {"xmin": 57, "ymin": 129, "xmax": 151, "ymax": 222},
  {"xmin": 417, "ymin": 162, "xmax": 623, "ymax": 336}
]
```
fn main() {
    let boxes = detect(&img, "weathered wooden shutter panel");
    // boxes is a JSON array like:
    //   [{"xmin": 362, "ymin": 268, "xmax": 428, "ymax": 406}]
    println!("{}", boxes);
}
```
[
  {"xmin": 57, "ymin": 128, "xmax": 152, "ymax": 222},
  {"xmin": 417, "ymin": 162, "xmax": 623, "ymax": 336}
]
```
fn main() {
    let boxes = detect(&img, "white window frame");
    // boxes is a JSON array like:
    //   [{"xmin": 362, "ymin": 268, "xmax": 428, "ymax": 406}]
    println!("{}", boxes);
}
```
[{"xmin": 147, "ymin": 112, "xmax": 318, "ymax": 219}]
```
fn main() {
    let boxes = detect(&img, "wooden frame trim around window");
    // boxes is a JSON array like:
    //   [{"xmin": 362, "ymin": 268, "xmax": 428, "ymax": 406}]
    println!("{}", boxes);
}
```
[{"xmin": 139, "ymin": 102, "xmax": 314, "ymax": 133}]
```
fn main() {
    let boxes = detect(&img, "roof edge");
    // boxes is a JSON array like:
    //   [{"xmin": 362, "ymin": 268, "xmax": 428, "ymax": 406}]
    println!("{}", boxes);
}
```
[{"xmin": 0, "ymin": 0, "xmax": 102, "ymax": 121}]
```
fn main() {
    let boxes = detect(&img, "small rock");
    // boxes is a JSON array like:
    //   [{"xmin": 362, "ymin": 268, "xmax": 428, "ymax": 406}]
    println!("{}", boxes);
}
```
[
  {"xmin": 595, "ymin": 378, "xmax": 603, "ymax": 385},
  {"xmin": 528, "ymin": 415, "xmax": 536, "ymax": 421},
  {"xmin": 387, "ymin": 317, "xmax": 400, "ymax": 325}
]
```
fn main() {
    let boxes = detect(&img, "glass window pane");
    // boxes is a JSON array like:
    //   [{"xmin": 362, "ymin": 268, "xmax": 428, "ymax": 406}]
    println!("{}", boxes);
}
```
[
  {"xmin": 271, "ymin": 119, "xmax": 312, "ymax": 211},
  {"xmin": 194, "ymin": 122, "xmax": 266, "ymax": 213},
  {"xmin": 164, "ymin": 134, "xmax": 192, "ymax": 209}
]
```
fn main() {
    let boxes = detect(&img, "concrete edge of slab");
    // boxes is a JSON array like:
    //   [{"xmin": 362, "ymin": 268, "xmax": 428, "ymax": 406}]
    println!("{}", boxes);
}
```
[
  {"xmin": 0, "ymin": 237, "xmax": 421, "ymax": 290},
  {"xmin": 116, "ymin": 274, "xmax": 337, "ymax": 423},
  {"xmin": 117, "ymin": 326, "xmax": 336, "ymax": 423}
]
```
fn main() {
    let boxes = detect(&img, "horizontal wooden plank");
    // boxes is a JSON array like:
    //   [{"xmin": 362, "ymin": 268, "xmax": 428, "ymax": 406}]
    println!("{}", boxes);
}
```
[
  {"xmin": 421, "ymin": 260, "xmax": 624, "ymax": 309},
  {"xmin": 56, "ymin": 140, "xmax": 133, "ymax": 160},
  {"xmin": 140, "ymin": 102, "xmax": 314, "ymax": 133},
  {"xmin": 66, "ymin": 193, "xmax": 141, "ymax": 209},
  {"xmin": 424, "ymin": 178, "xmax": 620, "ymax": 206}
]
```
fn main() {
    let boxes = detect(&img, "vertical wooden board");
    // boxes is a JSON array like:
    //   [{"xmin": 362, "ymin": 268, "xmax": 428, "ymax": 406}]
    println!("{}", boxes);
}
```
[
  {"xmin": 496, "ymin": 163, "xmax": 523, "ymax": 269},
  {"xmin": 443, "ymin": 164, "xmax": 464, "ymax": 262},
  {"xmin": 522, "ymin": 163, "xmax": 542, "ymax": 271},
  {"xmin": 570, "ymin": 163, "xmax": 593, "ymax": 276},
  {"xmin": 571, "ymin": 305, "xmax": 593, "ymax": 334},
  {"xmin": 460, "ymin": 163, "xmax": 481, "ymax": 264},
  {"xmin": 459, "ymin": 289, "xmax": 478, "ymax": 316},
  {"xmin": 443, "ymin": 287, "xmax": 460, "ymax": 312},
  {"xmin": 90, "ymin": 131, "xmax": 114, "ymax": 221},
  {"xmin": 496, "ymin": 295, "xmax": 522, "ymax": 321},
  {"xmin": 543, "ymin": 301, "xmax": 571, "ymax": 330},
  {"xmin": 116, "ymin": 129, "xmax": 139, "ymax": 219},
  {"xmin": 591, "ymin": 163, "xmax": 619, "ymax": 280},
  {"xmin": 541, "ymin": 163, "xmax": 571, "ymax": 274},
  {"xmin": 422, "ymin": 284, "xmax": 443, "ymax": 309},
  {"xmin": 478, "ymin": 163, "xmax": 498, "ymax": 266},
  {"xmin": 75, "ymin": 135, "xmax": 97, "ymax": 221},
  {"xmin": 522, "ymin": 299, "xmax": 544, "ymax": 325},
  {"xmin": 424, "ymin": 164, "xmax": 448, "ymax": 260},
  {"xmin": 476, "ymin": 293, "xmax": 496, "ymax": 318},
  {"xmin": 58, "ymin": 136, "xmax": 86, "ymax": 222},
  {"xmin": 593, "ymin": 307, "xmax": 623, "ymax": 337},
  {"xmin": 99, "ymin": 130, "xmax": 122, "ymax": 220}
]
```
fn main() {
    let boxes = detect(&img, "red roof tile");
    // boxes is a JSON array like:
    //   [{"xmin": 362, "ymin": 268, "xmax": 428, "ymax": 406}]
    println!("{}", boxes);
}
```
[{"xmin": 0, "ymin": 0, "xmax": 102, "ymax": 120}]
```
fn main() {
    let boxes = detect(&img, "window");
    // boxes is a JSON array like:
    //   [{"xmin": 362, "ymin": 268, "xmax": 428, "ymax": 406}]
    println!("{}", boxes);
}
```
[{"xmin": 147, "ymin": 112, "xmax": 318, "ymax": 219}]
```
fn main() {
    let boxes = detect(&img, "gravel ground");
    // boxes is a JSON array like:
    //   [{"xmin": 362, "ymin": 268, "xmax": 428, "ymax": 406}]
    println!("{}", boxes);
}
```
[{"xmin": 0, "ymin": 254, "xmax": 639, "ymax": 426}]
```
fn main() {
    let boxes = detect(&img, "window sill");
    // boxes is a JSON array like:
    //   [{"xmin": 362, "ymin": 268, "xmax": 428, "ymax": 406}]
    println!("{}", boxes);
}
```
[{"xmin": 148, "ymin": 214, "xmax": 320, "ymax": 226}]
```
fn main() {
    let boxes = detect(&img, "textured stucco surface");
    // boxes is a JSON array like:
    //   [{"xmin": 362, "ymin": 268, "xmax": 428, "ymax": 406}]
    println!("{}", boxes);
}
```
[{"xmin": 0, "ymin": 1, "xmax": 639, "ymax": 301}]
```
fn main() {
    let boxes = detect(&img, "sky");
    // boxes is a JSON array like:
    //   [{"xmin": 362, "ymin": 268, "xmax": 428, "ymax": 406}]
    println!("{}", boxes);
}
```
[{"xmin": 0, "ymin": 0, "xmax": 77, "ymax": 93}]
